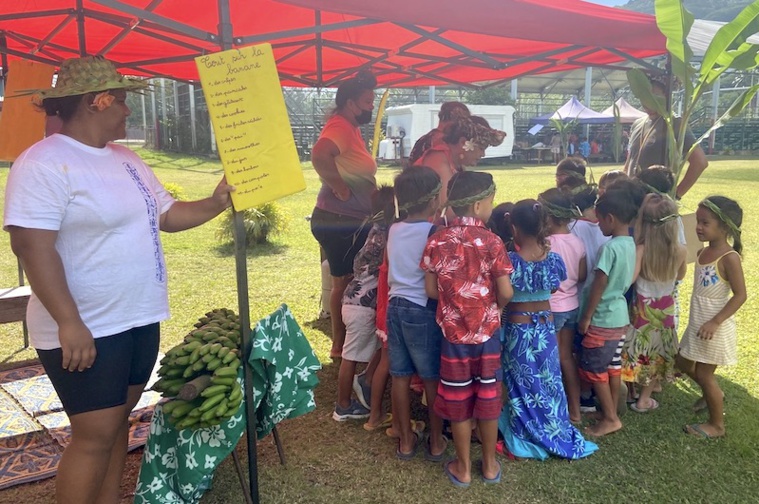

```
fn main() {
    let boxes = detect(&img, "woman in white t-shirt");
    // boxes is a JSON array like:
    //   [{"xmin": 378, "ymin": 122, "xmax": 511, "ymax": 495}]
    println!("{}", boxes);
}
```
[
  {"xmin": 311, "ymin": 70, "xmax": 378, "ymax": 360},
  {"xmin": 3, "ymin": 56, "xmax": 232, "ymax": 504}
]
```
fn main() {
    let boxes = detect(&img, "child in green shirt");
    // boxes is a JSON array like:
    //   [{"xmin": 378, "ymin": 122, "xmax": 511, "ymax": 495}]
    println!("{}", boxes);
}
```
[{"xmin": 578, "ymin": 186, "xmax": 638, "ymax": 437}]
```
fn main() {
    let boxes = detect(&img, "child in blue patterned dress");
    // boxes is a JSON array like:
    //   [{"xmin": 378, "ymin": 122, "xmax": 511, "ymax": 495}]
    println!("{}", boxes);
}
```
[{"xmin": 499, "ymin": 199, "xmax": 597, "ymax": 460}]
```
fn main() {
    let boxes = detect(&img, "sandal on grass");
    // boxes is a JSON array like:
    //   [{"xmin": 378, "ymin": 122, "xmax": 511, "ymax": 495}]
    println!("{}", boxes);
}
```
[
  {"xmin": 444, "ymin": 460, "xmax": 470, "ymax": 488},
  {"xmin": 385, "ymin": 419, "xmax": 425, "ymax": 438},
  {"xmin": 683, "ymin": 423, "xmax": 724, "ymax": 439},
  {"xmin": 396, "ymin": 431, "xmax": 423, "ymax": 461},
  {"xmin": 424, "ymin": 434, "xmax": 448, "ymax": 463},
  {"xmin": 363, "ymin": 413, "xmax": 392, "ymax": 431},
  {"xmin": 478, "ymin": 459, "xmax": 502, "ymax": 484},
  {"xmin": 629, "ymin": 398, "xmax": 659, "ymax": 413}
]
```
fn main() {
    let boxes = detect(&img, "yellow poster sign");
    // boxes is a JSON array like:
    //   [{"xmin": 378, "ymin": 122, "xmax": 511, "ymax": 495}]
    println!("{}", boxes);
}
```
[{"xmin": 195, "ymin": 44, "xmax": 305, "ymax": 210}]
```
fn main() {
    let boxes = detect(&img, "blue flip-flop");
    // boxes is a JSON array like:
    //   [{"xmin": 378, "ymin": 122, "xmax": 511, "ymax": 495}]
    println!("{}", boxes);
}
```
[
  {"xmin": 480, "ymin": 460, "xmax": 502, "ymax": 484},
  {"xmin": 396, "ymin": 432, "xmax": 422, "ymax": 461},
  {"xmin": 444, "ymin": 460, "xmax": 470, "ymax": 488},
  {"xmin": 424, "ymin": 434, "xmax": 448, "ymax": 463}
]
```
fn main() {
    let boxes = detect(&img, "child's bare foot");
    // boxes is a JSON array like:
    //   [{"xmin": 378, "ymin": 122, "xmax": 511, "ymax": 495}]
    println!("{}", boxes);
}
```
[
  {"xmin": 584, "ymin": 418, "xmax": 622, "ymax": 437},
  {"xmin": 652, "ymin": 382, "xmax": 663, "ymax": 393},
  {"xmin": 684, "ymin": 423, "xmax": 725, "ymax": 438}
]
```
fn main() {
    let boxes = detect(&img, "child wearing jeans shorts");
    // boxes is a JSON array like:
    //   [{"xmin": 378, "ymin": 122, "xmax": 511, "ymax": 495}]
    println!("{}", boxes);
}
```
[
  {"xmin": 539, "ymin": 188, "xmax": 587, "ymax": 423},
  {"xmin": 578, "ymin": 186, "xmax": 638, "ymax": 437},
  {"xmin": 387, "ymin": 166, "xmax": 446, "ymax": 461},
  {"xmin": 422, "ymin": 171, "xmax": 513, "ymax": 487}
]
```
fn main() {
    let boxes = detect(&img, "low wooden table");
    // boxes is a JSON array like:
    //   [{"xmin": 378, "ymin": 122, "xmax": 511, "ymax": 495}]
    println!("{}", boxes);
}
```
[{"xmin": 0, "ymin": 286, "xmax": 31, "ymax": 347}]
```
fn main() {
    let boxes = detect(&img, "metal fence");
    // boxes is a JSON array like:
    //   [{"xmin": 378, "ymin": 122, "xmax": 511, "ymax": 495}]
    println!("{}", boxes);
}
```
[{"xmin": 127, "ymin": 78, "xmax": 759, "ymax": 159}]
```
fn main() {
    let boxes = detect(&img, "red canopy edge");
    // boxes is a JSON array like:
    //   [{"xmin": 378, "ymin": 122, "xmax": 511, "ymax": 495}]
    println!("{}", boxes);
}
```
[{"xmin": 0, "ymin": 0, "xmax": 666, "ymax": 87}]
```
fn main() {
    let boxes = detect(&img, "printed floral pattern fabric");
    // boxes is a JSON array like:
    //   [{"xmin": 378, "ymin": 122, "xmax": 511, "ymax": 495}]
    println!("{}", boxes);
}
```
[
  {"xmin": 249, "ymin": 304, "xmax": 322, "ymax": 439},
  {"xmin": 507, "ymin": 251, "xmax": 565, "ymax": 302},
  {"xmin": 499, "ymin": 254, "xmax": 596, "ymax": 461},
  {"xmin": 621, "ymin": 293, "xmax": 679, "ymax": 385},
  {"xmin": 698, "ymin": 264, "xmax": 719, "ymax": 288},
  {"xmin": 343, "ymin": 223, "xmax": 388, "ymax": 308},
  {"xmin": 135, "ymin": 373, "xmax": 246, "ymax": 504},
  {"xmin": 421, "ymin": 216, "xmax": 513, "ymax": 344},
  {"xmin": 135, "ymin": 305, "xmax": 321, "ymax": 503},
  {"xmin": 499, "ymin": 315, "xmax": 597, "ymax": 460}
]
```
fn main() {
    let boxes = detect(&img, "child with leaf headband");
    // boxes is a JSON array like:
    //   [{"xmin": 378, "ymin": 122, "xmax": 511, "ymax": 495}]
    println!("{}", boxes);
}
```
[
  {"xmin": 620, "ymin": 193, "xmax": 687, "ymax": 414},
  {"xmin": 422, "ymin": 171, "xmax": 513, "ymax": 486},
  {"xmin": 386, "ymin": 166, "xmax": 446, "ymax": 463},
  {"xmin": 540, "ymin": 188, "xmax": 587, "ymax": 423},
  {"xmin": 677, "ymin": 196, "xmax": 746, "ymax": 439},
  {"xmin": 498, "ymin": 198, "xmax": 597, "ymax": 460}
]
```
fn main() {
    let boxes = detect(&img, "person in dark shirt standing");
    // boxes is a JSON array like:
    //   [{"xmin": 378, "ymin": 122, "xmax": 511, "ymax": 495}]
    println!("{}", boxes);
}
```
[{"xmin": 624, "ymin": 78, "xmax": 708, "ymax": 199}]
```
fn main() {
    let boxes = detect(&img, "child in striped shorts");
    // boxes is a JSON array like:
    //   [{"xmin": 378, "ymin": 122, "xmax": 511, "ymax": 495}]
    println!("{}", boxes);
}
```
[{"xmin": 421, "ymin": 171, "xmax": 513, "ymax": 487}]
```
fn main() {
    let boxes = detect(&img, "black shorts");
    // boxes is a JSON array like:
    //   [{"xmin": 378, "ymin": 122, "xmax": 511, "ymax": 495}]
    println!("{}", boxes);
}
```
[
  {"xmin": 310, "ymin": 207, "xmax": 370, "ymax": 277},
  {"xmin": 37, "ymin": 323, "xmax": 160, "ymax": 416}
]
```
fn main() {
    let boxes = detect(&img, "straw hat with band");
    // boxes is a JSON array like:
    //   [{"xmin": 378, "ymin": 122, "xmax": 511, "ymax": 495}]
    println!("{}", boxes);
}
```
[{"xmin": 15, "ymin": 56, "xmax": 149, "ymax": 102}]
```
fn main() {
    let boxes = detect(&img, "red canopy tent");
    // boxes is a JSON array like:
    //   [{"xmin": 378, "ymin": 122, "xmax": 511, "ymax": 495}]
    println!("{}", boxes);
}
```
[
  {"xmin": 0, "ymin": 3, "xmax": 667, "ymax": 502},
  {"xmin": 0, "ymin": 0, "xmax": 665, "ymax": 87}
]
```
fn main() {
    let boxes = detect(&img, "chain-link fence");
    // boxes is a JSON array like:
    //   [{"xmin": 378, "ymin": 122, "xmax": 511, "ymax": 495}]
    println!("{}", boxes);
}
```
[{"xmin": 126, "ymin": 77, "xmax": 759, "ymax": 159}]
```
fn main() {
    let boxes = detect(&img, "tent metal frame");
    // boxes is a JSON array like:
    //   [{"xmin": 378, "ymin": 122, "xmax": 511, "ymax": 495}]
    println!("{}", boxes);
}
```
[
  {"xmin": 0, "ymin": 3, "xmax": 672, "ymax": 504},
  {"xmin": 0, "ymin": 0, "xmax": 661, "ymax": 88}
]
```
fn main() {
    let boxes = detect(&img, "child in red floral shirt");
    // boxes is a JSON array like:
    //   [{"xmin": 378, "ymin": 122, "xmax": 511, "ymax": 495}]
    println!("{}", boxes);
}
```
[{"xmin": 422, "ymin": 171, "xmax": 513, "ymax": 487}]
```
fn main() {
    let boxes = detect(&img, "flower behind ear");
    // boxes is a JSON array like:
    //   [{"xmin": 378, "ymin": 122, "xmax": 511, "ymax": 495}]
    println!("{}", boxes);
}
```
[{"xmin": 92, "ymin": 91, "xmax": 115, "ymax": 111}]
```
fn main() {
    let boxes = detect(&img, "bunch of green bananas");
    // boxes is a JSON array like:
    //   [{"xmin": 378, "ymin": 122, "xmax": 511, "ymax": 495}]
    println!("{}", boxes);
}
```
[{"xmin": 152, "ymin": 308, "xmax": 245, "ymax": 429}]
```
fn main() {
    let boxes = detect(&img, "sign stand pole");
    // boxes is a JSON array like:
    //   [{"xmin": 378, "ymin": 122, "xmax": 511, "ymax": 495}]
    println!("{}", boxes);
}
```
[{"xmin": 215, "ymin": 1, "xmax": 259, "ymax": 503}]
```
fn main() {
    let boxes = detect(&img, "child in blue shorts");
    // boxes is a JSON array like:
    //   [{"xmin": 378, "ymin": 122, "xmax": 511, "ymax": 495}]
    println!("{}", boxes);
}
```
[
  {"xmin": 387, "ymin": 166, "xmax": 445, "ymax": 461},
  {"xmin": 577, "ymin": 185, "xmax": 638, "ymax": 437}
]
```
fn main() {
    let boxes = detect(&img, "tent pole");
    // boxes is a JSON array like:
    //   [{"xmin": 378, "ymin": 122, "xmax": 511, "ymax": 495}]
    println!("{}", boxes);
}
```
[
  {"xmin": 510, "ymin": 80, "xmax": 518, "ymax": 102},
  {"xmin": 0, "ymin": 34, "xmax": 7, "ymax": 95},
  {"xmin": 160, "ymin": 79, "xmax": 167, "ymax": 149},
  {"xmin": 150, "ymin": 81, "xmax": 159, "ymax": 149},
  {"xmin": 315, "ymin": 10, "xmax": 323, "ymax": 88},
  {"xmin": 215, "ymin": 0, "xmax": 259, "ymax": 502},
  {"xmin": 141, "ymin": 92, "xmax": 147, "ymax": 144},
  {"xmin": 173, "ymin": 80, "xmax": 181, "ymax": 151},
  {"xmin": 584, "ymin": 67, "xmax": 592, "ymax": 140},
  {"xmin": 189, "ymin": 84, "xmax": 198, "ymax": 151},
  {"xmin": 76, "ymin": 0, "xmax": 87, "ymax": 55}
]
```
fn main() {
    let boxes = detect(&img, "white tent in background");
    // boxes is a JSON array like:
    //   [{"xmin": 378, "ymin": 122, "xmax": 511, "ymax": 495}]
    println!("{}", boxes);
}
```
[
  {"xmin": 602, "ymin": 97, "xmax": 648, "ymax": 124},
  {"xmin": 532, "ymin": 96, "xmax": 614, "ymax": 124}
]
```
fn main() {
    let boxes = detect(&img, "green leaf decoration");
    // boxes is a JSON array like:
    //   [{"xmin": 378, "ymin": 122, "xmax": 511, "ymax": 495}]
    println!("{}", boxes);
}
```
[
  {"xmin": 627, "ymin": 68, "xmax": 667, "ymax": 116},
  {"xmin": 701, "ymin": 1, "xmax": 759, "ymax": 86}
]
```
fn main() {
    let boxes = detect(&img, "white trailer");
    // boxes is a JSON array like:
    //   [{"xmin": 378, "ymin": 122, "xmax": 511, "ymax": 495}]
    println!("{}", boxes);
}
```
[{"xmin": 378, "ymin": 104, "xmax": 515, "ymax": 161}]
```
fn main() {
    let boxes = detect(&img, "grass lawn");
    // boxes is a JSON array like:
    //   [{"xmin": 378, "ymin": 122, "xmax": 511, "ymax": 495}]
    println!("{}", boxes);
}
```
[{"xmin": 0, "ymin": 152, "xmax": 758, "ymax": 503}]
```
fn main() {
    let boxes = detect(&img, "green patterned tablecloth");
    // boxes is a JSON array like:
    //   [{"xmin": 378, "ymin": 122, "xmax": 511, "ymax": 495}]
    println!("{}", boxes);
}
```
[
  {"xmin": 134, "ymin": 372, "xmax": 246, "ymax": 504},
  {"xmin": 135, "ymin": 304, "xmax": 320, "ymax": 504}
]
